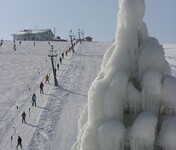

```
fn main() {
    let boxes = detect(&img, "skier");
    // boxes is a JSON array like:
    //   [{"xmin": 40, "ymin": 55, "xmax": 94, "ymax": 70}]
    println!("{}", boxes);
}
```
[
  {"xmin": 14, "ymin": 44, "xmax": 16, "ymax": 51},
  {"xmin": 57, "ymin": 63, "xmax": 59, "ymax": 70},
  {"xmin": 32, "ymin": 93, "xmax": 37, "ymax": 106},
  {"xmin": 59, "ymin": 57, "xmax": 62, "ymax": 64},
  {"xmin": 22, "ymin": 111, "xmax": 26, "ymax": 123},
  {"xmin": 16, "ymin": 136, "xmax": 23, "ymax": 150},
  {"xmin": 62, "ymin": 52, "xmax": 64, "ymax": 58},
  {"xmin": 45, "ymin": 74, "xmax": 49, "ymax": 84},
  {"xmin": 0, "ymin": 39, "xmax": 3, "ymax": 47},
  {"xmin": 39, "ymin": 82, "xmax": 44, "ymax": 93}
]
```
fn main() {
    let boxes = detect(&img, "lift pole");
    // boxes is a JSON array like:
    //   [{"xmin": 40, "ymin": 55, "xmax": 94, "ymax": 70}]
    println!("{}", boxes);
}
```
[
  {"xmin": 69, "ymin": 30, "xmax": 75, "ymax": 53},
  {"xmin": 48, "ymin": 45, "xmax": 58, "ymax": 86}
]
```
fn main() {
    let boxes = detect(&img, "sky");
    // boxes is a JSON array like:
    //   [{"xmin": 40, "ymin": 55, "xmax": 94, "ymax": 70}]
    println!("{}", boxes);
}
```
[{"xmin": 0, "ymin": 0, "xmax": 176, "ymax": 43}]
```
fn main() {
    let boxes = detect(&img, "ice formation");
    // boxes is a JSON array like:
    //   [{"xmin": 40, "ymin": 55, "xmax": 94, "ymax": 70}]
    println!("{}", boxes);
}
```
[
  {"xmin": 72, "ymin": 0, "xmax": 176, "ymax": 149},
  {"xmin": 130, "ymin": 112, "xmax": 158, "ymax": 149},
  {"xmin": 158, "ymin": 118, "xmax": 176, "ymax": 150}
]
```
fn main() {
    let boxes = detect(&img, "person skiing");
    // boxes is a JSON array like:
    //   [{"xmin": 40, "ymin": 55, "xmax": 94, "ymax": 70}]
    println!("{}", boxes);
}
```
[
  {"xmin": 32, "ymin": 93, "xmax": 37, "ymax": 106},
  {"xmin": 0, "ymin": 39, "xmax": 3, "ymax": 47},
  {"xmin": 16, "ymin": 136, "xmax": 23, "ymax": 149},
  {"xmin": 22, "ymin": 111, "xmax": 26, "ymax": 123},
  {"xmin": 14, "ymin": 44, "xmax": 16, "ymax": 51},
  {"xmin": 62, "ymin": 52, "xmax": 64, "ymax": 58},
  {"xmin": 40, "ymin": 82, "xmax": 44, "ymax": 93},
  {"xmin": 45, "ymin": 74, "xmax": 49, "ymax": 84},
  {"xmin": 57, "ymin": 63, "xmax": 59, "ymax": 70},
  {"xmin": 59, "ymin": 57, "xmax": 62, "ymax": 64}
]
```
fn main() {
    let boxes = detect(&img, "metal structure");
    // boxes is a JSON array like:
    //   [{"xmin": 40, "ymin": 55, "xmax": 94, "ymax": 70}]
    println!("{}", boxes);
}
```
[
  {"xmin": 78, "ymin": 28, "xmax": 82, "ymax": 43},
  {"xmin": 48, "ymin": 45, "xmax": 58, "ymax": 86},
  {"xmin": 82, "ymin": 30, "xmax": 84, "ymax": 40},
  {"xmin": 69, "ymin": 30, "xmax": 75, "ymax": 53}
]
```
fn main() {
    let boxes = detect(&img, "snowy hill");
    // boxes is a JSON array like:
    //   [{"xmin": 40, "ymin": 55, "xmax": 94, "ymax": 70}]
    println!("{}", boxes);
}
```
[
  {"xmin": 0, "ymin": 40, "xmax": 175, "ymax": 149},
  {"xmin": 0, "ymin": 40, "xmax": 110, "ymax": 150}
]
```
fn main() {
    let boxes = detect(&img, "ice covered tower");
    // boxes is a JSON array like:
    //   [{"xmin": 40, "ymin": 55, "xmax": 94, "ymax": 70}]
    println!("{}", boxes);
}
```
[
  {"xmin": 106, "ymin": 0, "xmax": 145, "ymax": 85},
  {"xmin": 72, "ymin": 0, "xmax": 176, "ymax": 149}
]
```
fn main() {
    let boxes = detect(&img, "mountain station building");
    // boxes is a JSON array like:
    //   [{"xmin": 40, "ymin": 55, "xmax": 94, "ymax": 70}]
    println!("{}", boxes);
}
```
[{"xmin": 12, "ymin": 29, "xmax": 54, "ymax": 41}]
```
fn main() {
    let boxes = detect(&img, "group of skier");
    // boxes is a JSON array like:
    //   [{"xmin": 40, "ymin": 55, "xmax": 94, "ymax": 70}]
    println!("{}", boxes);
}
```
[
  {"xmin": 56, "ymin": 44, "xmax": 75, "ymax": 72},
  {"xmin": 11, "ymin": 40, "xmax": 33, "ymax": 51},
  {"xmin": 14, "ymin": 41, "xmax": 78, "ymax": 149},
  {"xmin": 15, "ymin": 74, "xmax": 50, "ymax": 149}
]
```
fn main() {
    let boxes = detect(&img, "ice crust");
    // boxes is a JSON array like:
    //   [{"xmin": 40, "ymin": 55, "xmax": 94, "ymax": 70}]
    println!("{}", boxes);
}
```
[{"xmin": 72, "ymin": 0, "xmax": 176, "ymax": 149}]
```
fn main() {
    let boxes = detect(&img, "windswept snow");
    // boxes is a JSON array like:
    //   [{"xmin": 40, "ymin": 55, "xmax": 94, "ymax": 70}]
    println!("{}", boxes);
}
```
[{"xmin": 0, "ymin": 40, "xmax": 111, "ymax": 150}]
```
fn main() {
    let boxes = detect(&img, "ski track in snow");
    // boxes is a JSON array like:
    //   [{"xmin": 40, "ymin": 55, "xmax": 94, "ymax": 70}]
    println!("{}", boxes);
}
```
[
  {"xmin": 29, "ymin": 44, "xmax": 81, "ymax": 150},
  {"xmin": 0, "ymin": 41, "xmax": 175, "ymax": 150},
  {"xmin": 0, "ymin": 40, "xmax": 72, "ymax": 150}
]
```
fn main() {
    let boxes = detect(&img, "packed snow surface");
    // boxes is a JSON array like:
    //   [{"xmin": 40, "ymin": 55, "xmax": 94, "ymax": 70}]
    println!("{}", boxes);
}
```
[{"xmin": 0, "ymin": 40, "xmax": 111, "ymax": 150}]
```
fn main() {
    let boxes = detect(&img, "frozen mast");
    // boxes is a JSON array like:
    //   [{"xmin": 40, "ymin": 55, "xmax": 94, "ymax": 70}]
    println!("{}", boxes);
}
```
[{"xmin": 72, "ymin": 0, "xmax": 176, "ymax": 150}]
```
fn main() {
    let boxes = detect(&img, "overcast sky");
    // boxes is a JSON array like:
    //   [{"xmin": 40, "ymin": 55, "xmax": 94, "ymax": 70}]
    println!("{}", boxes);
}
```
[{"xmin": 0, "ymin": 0, "xmax": 176, "ymax": 43}]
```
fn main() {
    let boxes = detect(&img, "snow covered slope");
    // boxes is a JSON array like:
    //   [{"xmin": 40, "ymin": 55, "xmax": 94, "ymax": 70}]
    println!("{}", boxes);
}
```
[
  {"xmin": 0, "ymin": 40, "xmax": 110, "ymax": 150},
  {"xmin": 0, "ymin": 40, "xmax": 175, "ymax": 150}
]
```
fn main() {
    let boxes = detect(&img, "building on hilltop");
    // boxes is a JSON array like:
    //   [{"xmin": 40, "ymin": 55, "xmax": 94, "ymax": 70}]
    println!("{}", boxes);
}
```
[
  {"xmin": 85, "ymin": 36, "xmax": 93, "ymax": 42},
  {"xmin": 12, "ymin": 29, "xmax": 54, "ymax": 41}
]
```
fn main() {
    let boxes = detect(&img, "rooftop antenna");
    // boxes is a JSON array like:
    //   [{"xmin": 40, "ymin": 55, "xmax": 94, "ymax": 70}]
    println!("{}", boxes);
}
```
[{"xmin": 54, "ymin": 27, "xmax": 56, "ymax": 37}]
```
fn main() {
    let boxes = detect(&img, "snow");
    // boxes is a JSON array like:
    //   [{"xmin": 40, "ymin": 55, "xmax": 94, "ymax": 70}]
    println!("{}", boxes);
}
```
[
  {"xmin": 0, "ymin": 40, "xmax": 110, "ymax": 150},
  {"xmin": 13, "ymin": 29, "xmax": 51, "ymax": 35},
  {"xmin": 0, "ymin": 42, "xmax": 175, "ymax": 150},
  {"xmin": 0, "ymin": 40, "xmax": 72, "ymax": 150}
]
